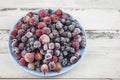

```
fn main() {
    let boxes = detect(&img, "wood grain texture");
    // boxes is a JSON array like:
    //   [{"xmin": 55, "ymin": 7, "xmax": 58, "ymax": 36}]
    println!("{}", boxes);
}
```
[
  {"xmin": 0, "ymin": 0, "xmax": 120, "ymax": 9},
  {"xmin": 0, "ymin": 9, "xmax": 120, "ymax": 30}
]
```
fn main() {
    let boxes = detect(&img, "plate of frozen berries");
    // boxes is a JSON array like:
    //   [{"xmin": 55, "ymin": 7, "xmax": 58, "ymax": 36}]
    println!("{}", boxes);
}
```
[{"xmin": 8, "ymin": 9, "xmax": 87, "ymax": 76}]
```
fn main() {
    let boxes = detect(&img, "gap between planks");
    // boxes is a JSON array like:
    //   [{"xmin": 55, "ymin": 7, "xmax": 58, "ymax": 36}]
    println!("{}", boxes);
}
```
[{"xmin": 0, "ymin": 8, "xmax": 120, "ymax": 30}]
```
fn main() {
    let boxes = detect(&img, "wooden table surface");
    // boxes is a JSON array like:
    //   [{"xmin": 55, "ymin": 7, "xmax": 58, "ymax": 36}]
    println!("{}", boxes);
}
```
[{"xmin": 0, "ymin": 0, "xmax": 120, "ymax": 80}]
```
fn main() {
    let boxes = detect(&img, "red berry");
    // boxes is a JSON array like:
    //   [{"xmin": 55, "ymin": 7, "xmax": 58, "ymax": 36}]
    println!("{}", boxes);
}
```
[
  {"xmin": 51, "ymin": 14, "xmax": 58, "ymax": 22},
  {"xmin": 11, "ymin": 29, "xmax": 17, "ymax": 36},
  {"xmin": 55, "ymin": 9, "xmax": 62, "ymax": 16},
  {"xmin": 55, "ymin": 63, "xmax": 62, "ymax": 72},
  {"xmin": 16, "ymin": 22, "xmax": 23, "ymax": 29},
  {"xmin": 36, "ymin": 29, "xmax": 42, "ymax": 36},
  {"xmin": 35, "ymin": 52, "xmax": 42, "ymax": 61},
  {"xmin": 19, "ymin": 58, "xmax": 27, "ymax": 66},
  {"xmin": 38, "ymin": 9, "xmax": 47, "ymax": 17},
  {"xmin": 52, "ymin": 56, "xmax": 58, "ymax": 63},
  {"xmin": 43, "ymin": 16, "xmax": 51, "ymax": 24},
  {"xmin": 16, "ymin": 53, "xmax": 22, "ymax": 60},
  {"xmin": 38, "ymin": 22, "xmax": 46, "ymax": 29},
  {"xmin": 24, "ymin": 53, "xmax": 34, "ymax": 63}
]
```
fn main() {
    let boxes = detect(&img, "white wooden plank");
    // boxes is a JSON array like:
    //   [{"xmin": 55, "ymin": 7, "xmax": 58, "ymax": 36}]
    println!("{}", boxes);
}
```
[
  {"xmin": 0, "ymin": 0, "xmax": 120, "ymax": 9},
  {"xmin": 0, "ymin": 9, "xmax": 120, "ymax": 30},
  {"xmin": 0, "ymin": 50, "xmax": 120, "ymax": 78}
]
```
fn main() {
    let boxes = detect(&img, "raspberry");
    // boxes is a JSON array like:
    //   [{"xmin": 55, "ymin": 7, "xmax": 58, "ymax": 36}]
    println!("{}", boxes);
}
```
[
  {"xmin": 36, "ymin": 29, "xmax": 42, "ymax": 37},
  {"xmin": 38, "ymin": 22, "xmax": 46, "ymax": 29},
  {"xmin": 29, "ymin": 18, "xmax": 38, "ymax": 26},
  {"xmin": 11, "ymin": 29, "xmax": 17, "ymax": 36},
  {"xmin": 38, "ymin": 9, "xmax": 47, "ymax": 17},
  {"xmin": 55, "ymin": 9, "xmax": 62, "ymax": 16},
  {"xmin": 43, "ymin": 16, "xmax": 51, "ymax": 24},
  {"xmin": 19, "ymin": 58, "xmax": 27, "ymax": 66}
]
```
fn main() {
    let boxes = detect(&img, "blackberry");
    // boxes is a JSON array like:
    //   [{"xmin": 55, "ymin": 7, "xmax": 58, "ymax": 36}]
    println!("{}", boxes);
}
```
[{"xmin": 62, "ymin": 58, "xmax": 67, "ymax": 67}]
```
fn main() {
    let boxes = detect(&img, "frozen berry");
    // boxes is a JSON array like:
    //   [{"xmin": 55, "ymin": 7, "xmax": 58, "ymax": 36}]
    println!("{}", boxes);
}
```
[
  {"xmin": 16, "ymin": 22, "xmax": 23, "ymax": 29},
  {"xmin": 39, "ymin": 34, "xmax": 50, "ymax": 44},
  {"xmin": 56, "ymin": 21, "xmax": 63, "ymax": 29},
  {"xmin": 70, "ymin": 47, "xmax": 75, "ymax": 53},
  {"xmin": 34, "ymin": 41, "xmax": 41, "ymax": 48},
  {"xmin": 23, "ymin": 15, "xmax": 30, "ymax": 23},
  {"xmin": 55, "ymin": 9, "xmax": 62, "ymax": 16},
  {"xmin": 38, "ymin": 22, "xmax": 46, "ymax": 29},
  {"xmin": 24, "ymin": 53, "xmax": 34, "ymax": 63},
  {"xmin": 63, "ymin": 51, "xmax": 68, "ymax": 56},
  {"xmin": 70, "ymin": 56, "xmax": 78, "ymax": 64},
  {"xmin": 45, "ymin": 53, "xmax": 52, "ymax": 60},
  {"xmin": 48, "ymin": 43, "xmax": 54, "ymax": 49},
  {"xmin": 68, "ymin": 25, "xmax": 75, "ymax": 31},
  {"xmin": 43, "ymin": 44, "xmax": 48, "ymax": 50},
  {"xmin": 60, "ymin": 37, "xmax": 66, "ymax": 43},
  {"xmin": 55, "ymin": 62, "xmax": 62, "ymax": 72},
  {"xmin": 31, "ymin": 27, "xmax": 36, "ymax": 33},
  {"xmin": 21, "ymin": 50, "xmax": 27, "ymax": 57},
  {"xmin": 49, "ymin": 33, "xmax": 54, "ymax": 39},
  {"xmin": 80, "ymin": 37, "xmax": 86, "ymax": 48},
  {"xmin": 38, "ymin": 9, "xmax": 47, "ymax": 17},
  {"xmin": 62, "ymin": 58, "xmax": 67, "ymax": 66},
  {"xmin": 25, "ymin": 32, "xmax": 33, "ymax": 38},
  {"xmin": 52, "ymin": 56, "xmax": 58, "ymax": 63},
  {"xmin": 35, "ymin": 52, "xmax": 42, "ymax": 61},
  {"xmin": 55, "ymin": 43, "xmax": 60, "ymax": 49},
  {"xmin": 42, "ymin": 27, "xmax": 51, "ymax": 35},
  {"xmin": 65, "ymin": 19, "xmax": 72, "ymax": 26},
  {"xmin": 48, "ymin": 61, "xmax": 56, "ymax": 70},
  {"xmin": 74, "ymin": 28, "xmax": 81, "ymax": 34},
  {"xmin": 54, "ymin": 50, "xmax": 60, "ymax": 56},
  {"xmin": 18, "ymin": 43, "xmax": 24, "ymax": 50},
  {"xmin": 47, "ymin": 49, "xmax": 53, "ymax": 55},
  {"xmin": 74, "ymin": 35, "xmax": 82, "ymax": 42},
  {"xmin": 44, "ymin": 16, "xmax": 51, "ymax": 24},
  {"xmin": 63, "ymin": 26, "xmax": 68, "ymax": 31},
  {"xmin": 19, "ymin": 58, "xmax": 27, "ymax": 66},
  {"xmin": 43, "ymin": 59, "xmax": 50, "ymax": 64},
  {"xmin": 11, "ymin": 39, "xmax": 18, "ymax": 47},
  {"xmin": 61, "ymin": 18, "xmax": 66, "ymax": 24},
  {"xmin": 40, "ymin": 49, "xmax": 46, "ymax": 55},
  {"xmin": 62, "ymin": 13, "xmax": 70, "ymax": 19},
  {"xmin": 51, "ymin": 14, "xmax": 58, "ymax": 22},
  {"xmin": 36, "ymin": 29, "xmax": 42, "ymax": 37},
  {"xmin": 21, "ymin": 36, "xmax": 27, "ymax": 43},
  {"xmin": 11, "ymin": 29, "xmax": 17, "ymax": 36},
  {"xmin": 58, "ymin": 28, "xmax": 64, "ymax": 34},
  {"xmin": 75, "ymin": 52, "xmax": 81, "ymax": 59},
  {"xmin": 28, "ymin": 62, "xmax": 35, "ymax": 70},
  {"xmin": 29, "ymin": 17, "xmax": 38, "ymax": 26},
  {"xmin": 27, "ymin": 12, "xmax": 34, "ymax": 17},
  {"xmin": 65, "ymin": 46, "xmax": 71, "ymax": 51},
  {"xmin": 72, "ymin": 41, "xmax": 80, "ymax": 51},
  {"xmin": 41, "ymin": 64, "xmax": 49, "ymax": 75}
]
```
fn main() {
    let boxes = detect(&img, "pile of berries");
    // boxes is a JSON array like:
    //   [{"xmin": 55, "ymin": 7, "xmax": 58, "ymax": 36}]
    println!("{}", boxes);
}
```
[{"xmin": 10, "ymin": 9, "xmax": 86, "ymax": 75}]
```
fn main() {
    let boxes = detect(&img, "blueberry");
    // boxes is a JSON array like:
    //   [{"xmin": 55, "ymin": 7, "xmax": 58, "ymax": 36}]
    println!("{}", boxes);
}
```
[
  {"xmin": 70, "ymin": 56, "xmax": 78, "ymax": 64},
  {"xmin": 34, "ymin": 41, "xmax": 41, "ymax": 48},
  {"xmin": 56, "ymin": 21, "xmax": 63, "ymax": 29},
  {"xmin": 70, "ymin": 47, "xmax": 75, "ymax": 53},
  {"xmin": 55, "ymin": 37, "xmax": 60, "ymax": 42},
  {"xmin": 18, "ymin": 43, "xmax": 25, "ymax": 51},
  {"xmin": 65, "ymin": 19, "xmax": 72, "ymax": 26},
  {"xmin": 68, "ymin": 25, "xmax": 75, "ymax": 31},
  {"xmin": 55, "ymin": 43, "xmax": 60, "ymax": 49},
  {"xmin": 25, "ymin": 32, "xmax": 33, "ymax": 38},
  {"xmin": 21, "ymin": 36, "xmax": 28, "ymax": 43},
  {"xmin": 45, "ymin": 53, "xmax": 52, "ymax": 60},
  {"xmin": 63, "ymin": 26, "xmax": 68, "ymax": 31},
  {"xmin": 65, "ymin": 46, "xmax": 71, "ymax": 51},
  {"xmin": 61, "ymin": 46, "xmax": 65, "ymax": 51},
  {"xmin": 31, "ymin": 27, "xmax": 36, "ymax": 33},
  {"xmin": 43, "ymin": 44, "xmax": 48, "ymax": 50},
  {"xmin": 63, "ymin": 51, "xmax": 68, "ymax": 56},
  {"xmin": 54, "ymin": 50, "xmax": 60, "ymax": 56},
  {"xmin": 62, "ymin": 58, "xmax": 67, "ymax": 66},
  {"xmin": 49, "ymin": 33, "xmax": 54, "ymax": 39},
  {"xmin": 48, "ymin": 43, "xmax": 55, "ymax": 49},
  {"xmin": 18, "ymin": 29, "xmax": 25, "ymax": 36},
  {"xmin": 48, "ymin": 61, "xmax": 56, "ymax": 70}
]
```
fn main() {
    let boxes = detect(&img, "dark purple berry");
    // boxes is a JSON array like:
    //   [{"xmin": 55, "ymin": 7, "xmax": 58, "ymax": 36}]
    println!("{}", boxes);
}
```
[
  {"xmin": 18, "ymin": 43, "xmax": 25, "ymax": 50},
  {"xmin": 18, "ymin": 29, "xmax": 25, "ymax": 36},
  {"xmin": 21, "ymin": 36, "xmax": 28, "ymax": 43}
]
